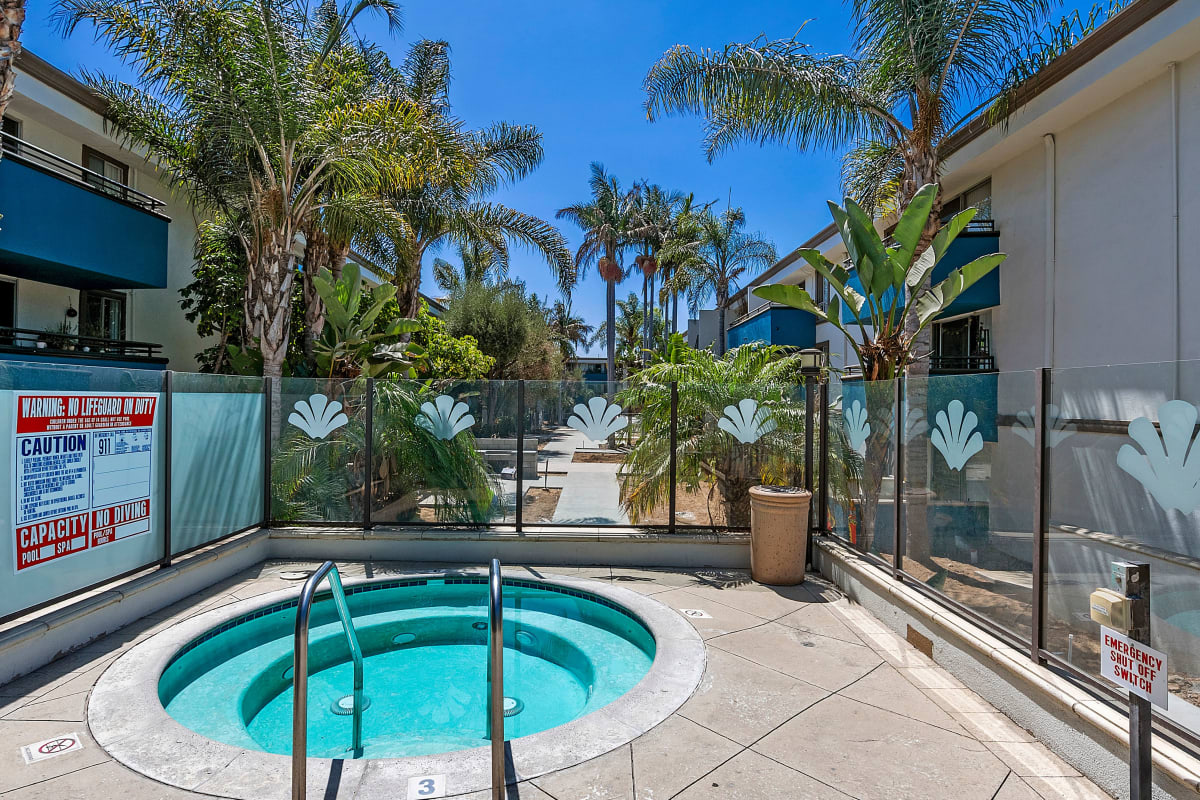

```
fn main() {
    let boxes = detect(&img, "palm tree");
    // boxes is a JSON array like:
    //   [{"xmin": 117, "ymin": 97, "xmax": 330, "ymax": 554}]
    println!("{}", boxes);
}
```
[
  {"xmin": 58, "ymin": 0, "xmax": 468, "ymax": 379},
  {"xmin": 380, "ymin": 41, "xmax": 575, "ymax": 320},
  {"xmin": 618, "ymin": 339, "xmax": 858, "ymax": 527},
  {"xmin": 0, "ymin": 0, "xmax": 23, "ymax": 134},
  {"xmin": 432, "ymin": 241, "xmax": 509, "ymax": 293},
  {"xmin": 556, "ymin": 163, "xmax": 634, "ymax": 390},
  {"xmin": 628, "ymin": 182, "xmax": 684, "ymax": 361},
  {"xmin": 644, "ymin": 0, "xmax": 1056, "ymax": 366},
  {"xmin": 547, "ymin": 298, "xmax": 594, "ymax": 366},
  {"xmin": 668, "ymin": 207, "xmax": 775, "ymax": 357}
]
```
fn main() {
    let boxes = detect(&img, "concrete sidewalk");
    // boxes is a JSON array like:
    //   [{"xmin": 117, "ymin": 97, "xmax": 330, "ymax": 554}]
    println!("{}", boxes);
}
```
[{"xmin": 0, "ymin": 562, "xmax": 1113, "ymax": 800}]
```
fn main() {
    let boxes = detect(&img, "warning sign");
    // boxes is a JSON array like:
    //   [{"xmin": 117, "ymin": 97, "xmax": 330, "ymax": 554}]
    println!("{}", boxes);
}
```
[
  {"xmin": 13, "ymin": 392, "xmax": 157, "ymax": 572},
  {"xmin": 1100, "ymin": 625, "xmax": 1169, "ymax": 708},
  {"xmin": 20, "ymin": 732, "xmax": 83, "ymax": 763}
]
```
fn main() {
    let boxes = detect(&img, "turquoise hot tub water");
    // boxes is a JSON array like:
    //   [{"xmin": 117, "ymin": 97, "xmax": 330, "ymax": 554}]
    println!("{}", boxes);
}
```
[{"xmin": 159, "ymin": 577, "xmax": 655, "ymax": 759}]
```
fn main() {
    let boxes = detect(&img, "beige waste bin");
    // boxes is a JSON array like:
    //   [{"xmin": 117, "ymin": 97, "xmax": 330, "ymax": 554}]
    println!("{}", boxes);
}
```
[{"xmin": 748, "ymin": 485, "xmax": 812, "ymax": 585}]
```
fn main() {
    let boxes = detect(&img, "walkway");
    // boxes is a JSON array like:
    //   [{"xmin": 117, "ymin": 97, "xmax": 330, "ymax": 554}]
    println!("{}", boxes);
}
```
[
  {"xmin": 0, "ymin": 562, "xmax": 1112, "ymax": 800},
  {"xmin": 539, "ymin": 426, "xmax": 629, "ymax": 525}
]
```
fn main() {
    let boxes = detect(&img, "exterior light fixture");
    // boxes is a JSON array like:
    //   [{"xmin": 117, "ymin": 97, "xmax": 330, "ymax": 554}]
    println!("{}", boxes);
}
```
[{"xmin": 798, "ymin": 348, "xmax": 825, "ymax": 375}]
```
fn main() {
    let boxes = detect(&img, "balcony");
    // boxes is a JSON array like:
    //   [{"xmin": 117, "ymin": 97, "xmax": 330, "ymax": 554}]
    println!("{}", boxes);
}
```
[
  {"xmin": 0, "ymin": 133, "xmax": 169, "ymax": 289},
  {"xmin": 726, "ymin": 303, "xmax": 816, "ymax": 350},
  {"xmin": 0, "ymin": 326, "xmax": 167, "ymax": 369}
]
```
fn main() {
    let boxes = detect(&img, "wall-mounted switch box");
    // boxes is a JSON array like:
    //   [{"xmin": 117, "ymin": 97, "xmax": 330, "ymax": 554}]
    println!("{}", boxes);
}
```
[{"xmin": 1090, "ymin": 588, "xmax": 1130, "ymax": 631}]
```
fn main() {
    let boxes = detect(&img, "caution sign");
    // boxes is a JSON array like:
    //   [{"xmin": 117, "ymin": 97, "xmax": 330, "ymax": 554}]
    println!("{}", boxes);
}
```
[
  {"xmin": 21, "ymin": 732, "xmax": 83, "ymax": 763},
  {"xmin": 1100, "ymin": 625, "xmax": 1169, "ymax": 708},
  {"xmin": 13, "ymin": 392, "xmax": 156, "ymax": 572}
]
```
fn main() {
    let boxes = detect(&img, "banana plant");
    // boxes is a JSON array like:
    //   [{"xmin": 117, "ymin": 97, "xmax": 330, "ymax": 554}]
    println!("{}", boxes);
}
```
[
  {"xmin": 313, "ymin": 262, "xmax": 422, "ymax": 379},
  {"xmin": 753, "ymin": 184, "xmax": 1005, "ymax": 380}
]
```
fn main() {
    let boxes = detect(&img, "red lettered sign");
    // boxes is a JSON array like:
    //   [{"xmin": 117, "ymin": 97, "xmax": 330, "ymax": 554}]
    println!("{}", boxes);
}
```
[
  {"xmin": 13, "ymin": 393, "xmax": 157, "ymax": 572},
  {"xmin": 1100, "ymin": 626, "xmax": 1169, "ymax": 708}
]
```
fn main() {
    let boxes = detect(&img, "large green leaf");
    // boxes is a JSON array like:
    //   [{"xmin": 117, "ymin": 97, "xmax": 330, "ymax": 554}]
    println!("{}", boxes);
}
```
[
  {"xmin": 844, "ymin": 197, "xmax": 891, "ymax": 298},
  {"xmin": 315, "ymin": 272, "xmax": 352, "ymax": 329},
  {"xmin": 792, "ymin": 249, "xmax": 866, "ymax": 319},
  {"xmin": 891, "ymin": 183, "xmax": 937, "ymax": 269},
  {"xmin": 752, "ymin": 284, "xmax": 830, "ymax": 323},
  {"xmin": 828, "ymin": 202, "xmax": 872, "ymax": 293},
  {"xmin": 931, "ymin": 207, "xmax": 978, "ymax": 262},
  {"xmin": 914, "ymin": 253, "xmax": 1005, "ymax": 328},
  {"xmin": 904, "ymin": 247, "xmax": 937, "ymax": 292}
]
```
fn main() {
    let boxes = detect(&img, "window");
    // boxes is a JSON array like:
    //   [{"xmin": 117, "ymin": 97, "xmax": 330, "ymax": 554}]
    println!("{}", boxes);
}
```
[
  {"xmin": 932, "ymin": 312, "xmax": 993, "ymax": 371},
  {"xmin": 1, "ymin": 116, "xmax": 20, "ymax": 155},
  {"xmin": 81, "ymin": 290, "xmax": 127, "ymax": 341},
  {"xmin": 0, "ymin": 280, "xmax": 14, "ymax": 330},
  {"xmin": 942, "ymin": 179, "xmax": 992, "ymax": 222},
  {"xmin": 82, "ymin": 146, "xmax": 129, "ymax": 198}
]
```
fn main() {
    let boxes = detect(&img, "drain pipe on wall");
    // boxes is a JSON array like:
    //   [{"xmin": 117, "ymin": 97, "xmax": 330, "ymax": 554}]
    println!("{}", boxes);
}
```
[{"xmin": 1043, "ymin": 133, "xmax": 1056, "ymax": 370}]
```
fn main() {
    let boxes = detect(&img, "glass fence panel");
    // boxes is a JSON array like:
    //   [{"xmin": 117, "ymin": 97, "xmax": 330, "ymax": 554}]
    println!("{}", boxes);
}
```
[
  {"xmin": 170, "ymin": 372, "xmax": 264, "ymax": 553},
  {"xmin": 524, "ymin": 380, "xmax": 630, "ymax": 526},
  {"xmin": 664, "ymin": 366, "xmax": 805, "ymax": 532},
  {"xmin": 1047, "ymin": 360, "xmax": 1200, "ymax": 730},
  {"xmin": 370, "ymin": 379, "xmax": 515, "ymax": 525},
  {"xmin": 272, "ymin": 376, "xmax": 366, "ymax": 524},
  {"xmin": 830, "ymin": 375, "xmax": 896, "ymax": 558},
  {"xmin": 0, "ymin": 360, "xmax": 165, "ymax": 619},
  {"xmin": 902, "ymin": 370, "xmax": 1036, "ymax": 640}
]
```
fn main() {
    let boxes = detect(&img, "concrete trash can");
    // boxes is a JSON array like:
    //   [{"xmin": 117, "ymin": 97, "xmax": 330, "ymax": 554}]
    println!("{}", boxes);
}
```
[{"xmin": 749, "ymin": 485, "xmax": 812, "ymax": 586}]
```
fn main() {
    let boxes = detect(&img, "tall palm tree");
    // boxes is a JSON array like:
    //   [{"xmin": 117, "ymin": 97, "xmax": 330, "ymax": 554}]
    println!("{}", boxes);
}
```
[
  {"xmin": 380, "ymin": 41, "xmax": 575, "ymax": 319},
  {"xmin": 668, "ymin": 207, "xmax": 775, "ymax": 357},
  {"xmin": 58, "ymin": 0, "xmax": 468, "ymax": 379},
  {"xmin": 556, "ymin": 162, "xmax": 634, "ymax": 390},
  {"xmin": 0, "ymin": 0, "xmax": 23, "ymax": 134},
  {"xmin": 628, "ymin": 181, "xmax": 684, "ymax": 360},
  {"xmin": 644, "ymin": 0, "xmax": 1056, "ymax": 367},
  {"xmin": 592, "ymin": 292, "xmax": 658, "ymax": 380}
]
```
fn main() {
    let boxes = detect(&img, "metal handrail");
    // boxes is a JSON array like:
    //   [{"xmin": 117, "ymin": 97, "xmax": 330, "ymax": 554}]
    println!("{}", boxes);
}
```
[
  {"xmin": 487, "ymin": 558, "xmax": 504, "ymax": 799},
  {"xmin": 292, "ymin": 561, "xmax": 364, "ymax": 800},
  {"xmin": 1, "ymin": 131, "xmax": 167, "ymax": 213}
]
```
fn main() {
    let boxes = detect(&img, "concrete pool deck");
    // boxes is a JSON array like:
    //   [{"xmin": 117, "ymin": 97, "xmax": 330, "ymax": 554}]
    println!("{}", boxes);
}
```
[{"xmin": 0, "ymin": 562, "xmax": 1112, "ymax": 799}]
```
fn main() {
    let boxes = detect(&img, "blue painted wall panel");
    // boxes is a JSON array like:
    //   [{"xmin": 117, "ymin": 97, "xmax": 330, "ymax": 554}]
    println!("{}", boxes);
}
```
[
  {"xmin": 0, "ymin": 157, "xmax": 169, "ymax": 289},
  {"xmin": 727, "ymin": 307, "xmax": 816, "ymax": 349}
]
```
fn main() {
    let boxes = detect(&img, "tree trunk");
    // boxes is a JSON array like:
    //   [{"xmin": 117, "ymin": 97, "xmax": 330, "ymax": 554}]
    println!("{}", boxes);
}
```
[
  {"xmin": 0, "ymin": 0, "xmax": 24, "ymax": 136},
  {"xmin": 605, "ymin": 265, "xmax": 616, "ymax": 396},
  {"xmin": 715, "ymin": 286, "xmax": 728, "ymax": 357},
  {"xmin": 300, "ymin": 224, "xmax": 330, "ymax": 366},
  {"xmin": 249, "ymin": 233, "xmax": 297, "ymax": 380}
]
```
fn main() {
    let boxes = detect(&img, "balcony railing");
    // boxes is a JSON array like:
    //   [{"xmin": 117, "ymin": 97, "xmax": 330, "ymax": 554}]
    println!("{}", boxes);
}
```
[
  {"xmin": 0, "ymin": 326, "xmax": 164, "ymax": 361},
  {"xmin": 929, "ymin": 353, "xmax": 996, "ymax": 372},
  {"xmin": 1, "ymin": 132, "xmax": 166, "ymax": 214}
]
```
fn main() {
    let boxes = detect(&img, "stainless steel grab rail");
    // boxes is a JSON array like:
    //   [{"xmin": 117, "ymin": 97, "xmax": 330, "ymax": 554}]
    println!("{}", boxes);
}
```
[
  {"xmin": 292, "ymin": 562, "xmax": 364, "ymax": 800},
  {"xmin": 487, "ymin": 558, "xmax": 504, "ymax": 799}
]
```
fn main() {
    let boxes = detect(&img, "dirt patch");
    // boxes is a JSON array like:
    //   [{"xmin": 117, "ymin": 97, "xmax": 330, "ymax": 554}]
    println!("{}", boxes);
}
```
[
  {"xmin": 522, "ymin": 487, "xmax": 562, "ymax": 522},
  {"xmin": 572, "ymin": 450, "xmax": 625, "ymax": 463},
  {"xmin": 634, "ymin": 482, "xmax": 732, "ymax": 529}
]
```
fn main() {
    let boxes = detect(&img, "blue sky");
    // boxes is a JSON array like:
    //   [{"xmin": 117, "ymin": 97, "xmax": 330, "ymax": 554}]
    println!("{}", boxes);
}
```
[{"xmin": 21, "ymin": 0, "xmax": 1095, "ymax": 354}]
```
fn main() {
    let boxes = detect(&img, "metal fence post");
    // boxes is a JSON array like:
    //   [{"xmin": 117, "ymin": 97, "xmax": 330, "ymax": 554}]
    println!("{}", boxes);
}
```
[
  {"xmin": 161, "ymin": 369, "xmax": 173, "ymax": 567},
  {"xmin": 893, "ymin": 376, "xmax": 904, "ymax": 578},
  {"xmin": 804, "ymin": 376, "xmax": 815, "ymax": 566},
  {"xmin": 668, "ymin": 382, "xmax": 678, "ymax": 535},
  {"xmin": 363, "ymin": 378, "xmax": 374, "ymax": 531},
  {"xmin": 817, "ymin": 379, "xmax": 829, "ymax": 534},
  {"xmin": 263, "ymin": 376, "xmax": 273, "ymax": 528},
  {"xmin": 1031, "ymin": 367, "xmax": 1050, "ymax": 663},
  {"xmin": 516, "ymin": 380, "xmax": 525, "ymax": 532}
]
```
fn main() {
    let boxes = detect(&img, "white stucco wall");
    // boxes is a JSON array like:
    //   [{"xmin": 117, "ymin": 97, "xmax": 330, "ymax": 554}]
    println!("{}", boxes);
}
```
[{"xmin": 4, "ymin": 68, "xmax": 207, "ymax": 370}]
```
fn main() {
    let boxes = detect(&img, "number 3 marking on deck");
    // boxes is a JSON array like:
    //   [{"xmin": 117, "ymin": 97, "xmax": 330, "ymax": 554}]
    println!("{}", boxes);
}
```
[{"xmin": 407, "ymin": 774, "xmax": 446, "ymax": 799}]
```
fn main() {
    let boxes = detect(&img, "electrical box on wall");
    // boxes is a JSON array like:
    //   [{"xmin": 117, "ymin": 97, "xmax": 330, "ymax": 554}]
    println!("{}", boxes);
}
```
[{"xmin": 1089, "ymin": 588, "xmax": 1130, "ymax": 631}]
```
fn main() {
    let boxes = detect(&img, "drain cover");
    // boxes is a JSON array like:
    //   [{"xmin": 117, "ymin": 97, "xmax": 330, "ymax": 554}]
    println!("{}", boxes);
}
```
[
  {"xmin": 331, "ymin": 695, "xmax": 371, "ymax": 715},
  {"xmin": 472, "ymin": 621, "xmax": 488, "ymax": 630},
  {"xmin": 502, "ymin": 696, "xmax": 524, "ymax": 717},
  {"xmin": 279, "ymin": 570, "xmax": 313, "ymax": 581},
  {"xmin": 515, "ymin": 630, "xmax": 538, "ymax": 648}
]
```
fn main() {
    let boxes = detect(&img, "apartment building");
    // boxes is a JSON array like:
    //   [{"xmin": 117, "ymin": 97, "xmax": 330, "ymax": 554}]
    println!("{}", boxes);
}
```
[{"xmin": 716, "ymin": 0, "xmax": 1199, "ymax": 376}]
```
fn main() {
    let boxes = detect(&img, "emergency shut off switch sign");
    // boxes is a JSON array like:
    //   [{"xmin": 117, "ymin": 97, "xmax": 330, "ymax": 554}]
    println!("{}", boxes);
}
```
[{"xmin": 13, "ymin": 393, "xmax": 157, "ymax": 572}]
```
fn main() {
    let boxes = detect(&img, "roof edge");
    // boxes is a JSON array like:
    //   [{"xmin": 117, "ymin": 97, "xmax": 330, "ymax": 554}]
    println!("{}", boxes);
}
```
[{"xmin": 13, "ymin": 49, "xmax": 108, "ymax": 116}]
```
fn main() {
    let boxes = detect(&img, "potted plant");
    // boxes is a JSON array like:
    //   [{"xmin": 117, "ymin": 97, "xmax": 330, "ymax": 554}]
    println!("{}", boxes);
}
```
[{"xmin": 42, "ymin": 321, "xmax": 77, "ymax": 350}]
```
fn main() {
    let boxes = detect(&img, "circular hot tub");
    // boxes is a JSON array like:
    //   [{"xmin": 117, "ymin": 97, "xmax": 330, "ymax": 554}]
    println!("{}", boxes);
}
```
[
  {"xmin": 89, "ymin": 569, "xmax": 704, "ymax": 799},
  {"xmin": 160, "ymin": 576, "xmax": 655, "ymax": 758}
]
